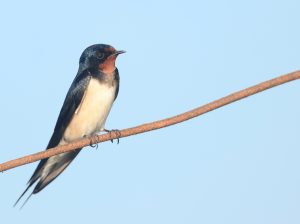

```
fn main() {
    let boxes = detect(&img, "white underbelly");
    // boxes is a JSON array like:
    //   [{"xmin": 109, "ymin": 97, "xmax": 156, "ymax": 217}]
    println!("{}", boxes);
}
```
[{"xmin": 62, "ymin": 78, "xmax": 116, "ymax": 142}]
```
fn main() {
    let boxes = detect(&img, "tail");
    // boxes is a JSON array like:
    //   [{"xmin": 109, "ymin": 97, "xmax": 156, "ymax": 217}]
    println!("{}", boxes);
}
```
[
  {"xmin": 14, "ymin": 149, "xmax": 81, "ymax": 208},
  {"xmin": 13, "ymin": 183, "xmax": 35, "ymax": 208}
]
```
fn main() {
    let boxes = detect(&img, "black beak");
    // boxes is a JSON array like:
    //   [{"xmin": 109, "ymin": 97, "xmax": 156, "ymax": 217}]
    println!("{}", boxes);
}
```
[{"xmin": 113, "ymin": 50, "xmax": 126, "ymax": 56}]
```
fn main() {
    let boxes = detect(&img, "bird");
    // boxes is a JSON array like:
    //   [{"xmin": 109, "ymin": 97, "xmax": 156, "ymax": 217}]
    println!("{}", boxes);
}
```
[{"xmin": 14, "ymin": 44, "xmax": 125, "ymax": 207}]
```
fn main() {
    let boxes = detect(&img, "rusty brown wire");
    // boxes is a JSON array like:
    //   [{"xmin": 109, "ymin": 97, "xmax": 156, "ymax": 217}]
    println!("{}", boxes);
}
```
[{"xmin": 1, "ymin": 70, "xmax": 300, "ymax": 172}]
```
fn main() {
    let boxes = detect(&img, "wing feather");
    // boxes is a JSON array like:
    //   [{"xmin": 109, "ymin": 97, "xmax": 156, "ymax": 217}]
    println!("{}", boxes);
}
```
[{"xmin": 14, "ymin": 70, "xmax": 91, "ymax": 206}]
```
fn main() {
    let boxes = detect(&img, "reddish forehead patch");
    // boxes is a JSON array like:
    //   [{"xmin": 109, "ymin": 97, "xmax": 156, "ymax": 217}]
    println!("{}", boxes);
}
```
[{"xmin": 104, "ymin": 46, "xmax": 116, "ymax": 54}]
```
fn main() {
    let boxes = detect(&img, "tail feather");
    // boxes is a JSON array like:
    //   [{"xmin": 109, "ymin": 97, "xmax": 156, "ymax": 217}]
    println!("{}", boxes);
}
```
[
  {"xmin": 33, "ymin": 149, "xmax": 81, "ymax": 193},
  {"xmin": 13, "ymin": 181, "xmax": 36, "ymax": 207},
  {"xmin": 19, "ymin": 192, "xmax": 34, "ymax": 209},
  {"xmin": 14, "ymin": 149, "xmax": 81, "ymax": 207}
]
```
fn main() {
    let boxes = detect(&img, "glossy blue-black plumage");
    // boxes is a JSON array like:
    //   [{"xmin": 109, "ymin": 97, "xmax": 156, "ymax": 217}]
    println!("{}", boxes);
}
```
[{"xmin": 14, "ymin": 44, "xmax": 121, "ymax": 207}]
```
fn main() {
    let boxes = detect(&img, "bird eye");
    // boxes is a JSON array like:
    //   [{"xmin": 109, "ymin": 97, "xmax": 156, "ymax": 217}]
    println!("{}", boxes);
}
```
[{"xmin": 96, "ymin": 51, "xmax": 104, "ymax": 59}]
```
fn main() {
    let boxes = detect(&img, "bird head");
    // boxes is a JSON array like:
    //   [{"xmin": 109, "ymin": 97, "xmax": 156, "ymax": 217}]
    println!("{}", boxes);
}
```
[{"xmin": 79, "ymin": 44, "xmax": 125, "ymax": 74}]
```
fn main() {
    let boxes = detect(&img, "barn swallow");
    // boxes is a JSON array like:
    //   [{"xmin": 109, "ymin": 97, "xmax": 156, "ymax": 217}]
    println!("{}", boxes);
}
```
[{"xmin": 14, "ymin": 44, "xmax": 125, "ymax": 207}]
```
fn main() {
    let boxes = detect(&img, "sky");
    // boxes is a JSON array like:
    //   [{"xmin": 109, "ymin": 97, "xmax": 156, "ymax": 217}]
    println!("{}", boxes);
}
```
[{"xmin": 1, "ymin": 0, "xmax": 300, "ymax": 223}]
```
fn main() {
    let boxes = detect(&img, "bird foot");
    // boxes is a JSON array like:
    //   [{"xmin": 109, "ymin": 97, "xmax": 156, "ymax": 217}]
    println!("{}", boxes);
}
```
[
  {"xmin": 103, "ymin": 129, "xmax": 121, "ymax": 144},
  {"xmin": 89, "ymin": 142, "xmax": 99, "ymax": 149},
  {"xmin": 89, "ymin": 134, "xmax": 100, "ymax": 149}
]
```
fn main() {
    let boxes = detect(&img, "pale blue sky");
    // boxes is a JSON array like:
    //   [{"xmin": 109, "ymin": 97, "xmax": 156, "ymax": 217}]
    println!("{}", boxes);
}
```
[{"xmin": 1, "ymin": 0, "xmax": 300, "ymax": 223}]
